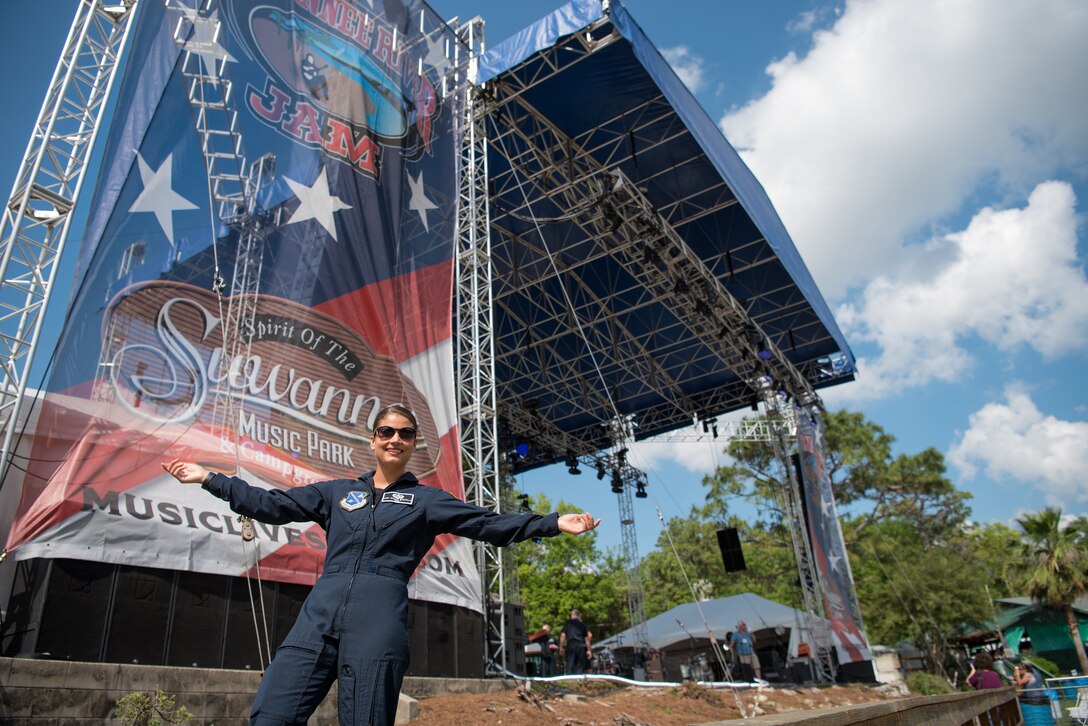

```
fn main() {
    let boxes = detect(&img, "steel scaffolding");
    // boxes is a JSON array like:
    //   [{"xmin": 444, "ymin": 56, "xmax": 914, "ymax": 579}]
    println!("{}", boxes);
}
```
[
  {"xmin": 0, "ymin": 0, "xmax": 138, "ymax": 482},
  {"xmin": 452, "ymin": 17, "xmax": 509, "ymax": 674}
]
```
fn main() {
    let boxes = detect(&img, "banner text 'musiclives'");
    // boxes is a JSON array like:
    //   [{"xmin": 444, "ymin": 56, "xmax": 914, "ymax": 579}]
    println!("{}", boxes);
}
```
[
  {"xmin": 81, "ymin": 488, "xmax": 470, "ymax": 578},
  {"xmin": 83, "ymin": 487, "xmax": 326, "ymax": 551}
]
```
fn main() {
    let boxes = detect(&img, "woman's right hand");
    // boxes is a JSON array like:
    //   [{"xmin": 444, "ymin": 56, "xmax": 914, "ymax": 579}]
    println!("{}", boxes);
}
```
[{"xmin": 162, "ymin": 458, "xmax": 208, "ymax": 484}]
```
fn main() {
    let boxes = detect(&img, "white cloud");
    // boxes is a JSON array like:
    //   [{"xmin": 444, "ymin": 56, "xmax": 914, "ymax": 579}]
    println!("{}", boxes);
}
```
[
  {"xmin": 720, "ymin": 0, "xmax": 1088, "ymax": 298},
  {"xmin": 621, "ymin": 414, "xmax": 759, "ymax": 479},
  {"xmin": 836, "ymin": 181, "xmax": 1088, "ymax": 399},
  {"xmin": 948, "ymin": 384, "xmax": 1088, "ymax": 503},
  {"xmin": 661, "ymin": 45, "xmax": 706, "ymax": 93}
]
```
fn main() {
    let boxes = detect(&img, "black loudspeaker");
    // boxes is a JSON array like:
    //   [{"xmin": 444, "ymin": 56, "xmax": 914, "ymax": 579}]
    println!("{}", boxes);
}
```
[
  {"xmin": 104, "ymin": 566, "xmax": 173, "ymax": 664},
  {"xmin": 454, "ymin": 607, "xmax": 485, "ymax": 678},
  {"xmin": 222, "ymin": 578, "xmax": 276, "ymax": 671},
  {"xmin": 36, "ymin": 559, "xmax": 115, "ymax": 661},
  {"xmin": 716, "ymin": 527, "xmax": 747, "ymax": 573},
  {"xmin": 168, "ymin": 570, "xmax": 229, "ymax": 668}
]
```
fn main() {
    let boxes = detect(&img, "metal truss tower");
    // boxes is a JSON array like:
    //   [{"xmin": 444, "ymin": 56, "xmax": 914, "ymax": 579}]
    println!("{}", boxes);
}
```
[
  {"xmin": 759, "ymin": 381, "xmax": 835, "ymax": 682},
  {"xmin": 0, "ymin": 0, "xmax": 138, "ymax": 482},
  {"xmin": 608, "ymin": 416, "xmax": 649, "ymax": 653},
  {"xmin": 452, "ymin": 18, "xmax": 509, "ymax": 674}
]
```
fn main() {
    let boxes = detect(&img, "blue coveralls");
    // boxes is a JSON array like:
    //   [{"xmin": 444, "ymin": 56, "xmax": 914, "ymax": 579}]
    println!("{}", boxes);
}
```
[{"xmin": 202, "ymin": 470, "xmax": 560, "ymax": 725}]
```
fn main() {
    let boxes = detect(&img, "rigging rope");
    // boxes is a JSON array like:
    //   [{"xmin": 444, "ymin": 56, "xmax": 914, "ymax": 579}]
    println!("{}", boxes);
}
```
[{"xmin": 184, "ymin": 7, "xmax": 273, "ymax": 669}]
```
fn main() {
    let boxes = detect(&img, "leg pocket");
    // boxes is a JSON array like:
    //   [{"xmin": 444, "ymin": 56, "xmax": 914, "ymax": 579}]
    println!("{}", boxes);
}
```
[
  {"xmin": 338, "ymin": 658, "xmax": 406, "ymax": 726},
  {"xmin": 253, "ymin": 642, "xmax": 337, "ymax": 725}
]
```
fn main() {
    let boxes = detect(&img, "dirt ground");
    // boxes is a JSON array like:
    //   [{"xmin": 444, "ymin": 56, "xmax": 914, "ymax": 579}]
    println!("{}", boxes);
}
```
[{"xmin": 407, "ymin": 680, "xmax": 905, "ymax": 725}]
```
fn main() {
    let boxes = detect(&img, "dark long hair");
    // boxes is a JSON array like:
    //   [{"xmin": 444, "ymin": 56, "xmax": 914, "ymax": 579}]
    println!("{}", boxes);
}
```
[{"xmin": 373, "ymin": 403, "xmax": 418, "ymax": 431}]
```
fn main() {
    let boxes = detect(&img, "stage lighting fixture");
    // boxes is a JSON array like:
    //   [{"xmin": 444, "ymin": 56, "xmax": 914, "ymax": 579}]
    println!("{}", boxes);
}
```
[
  {"xmin": 635, "ymin": 481, "xmax": 648, "ymax": 499},
  {"xmin": 610, "ymin": 470, "xmax": 623, "ymax": 493},
  {"xmin": 746, "ymin": 325, "xmax": 773, "ymax": 361},
  {"xmin": 616, "ymin": 448, "xmax": 628, "ymax": 467},
  {"xmin": 565, "ymin": 450, "xmax": 581, "ymax": 475},
  {"xmin": 596, "ymin": 459, "xmax": 606, "ymax": 480},
  {"xmin": 515, "ymin": 442, "xmax": 530, "ymax": 457}
]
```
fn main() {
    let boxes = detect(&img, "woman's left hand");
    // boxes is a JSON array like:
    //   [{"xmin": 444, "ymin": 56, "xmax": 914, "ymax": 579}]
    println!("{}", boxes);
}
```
[{"xmin": 558, "ymin": 512, "xmax": 601, "ymax": 535}]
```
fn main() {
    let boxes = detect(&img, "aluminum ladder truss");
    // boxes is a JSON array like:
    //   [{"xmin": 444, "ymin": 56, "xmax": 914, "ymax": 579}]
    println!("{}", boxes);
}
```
[
  {"xmin": 0, "ymin": 0, "xmax": 138, "ymax": 483},
  {"xmin": 608, "ymin": 415, "xmax": 650, "ymax": 654},
  {"xmin": 166, "ymin": 0, "xmax": 274, "ymax": 437},
  {"xmin": 452, "ymin": 17, "xmax": 511, "ymax": 674}
]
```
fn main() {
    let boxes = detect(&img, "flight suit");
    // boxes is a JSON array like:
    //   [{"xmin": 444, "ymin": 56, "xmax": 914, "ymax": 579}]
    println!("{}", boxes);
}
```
[{"xmin": 202, "ymin": 470, "xmax": 559, "ymax": 725}]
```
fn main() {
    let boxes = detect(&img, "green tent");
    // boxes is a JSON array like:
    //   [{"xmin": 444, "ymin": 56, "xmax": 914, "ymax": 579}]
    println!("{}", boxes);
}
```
[{"xmin": 994, "ymin": 597, "xmax": 1088, "ymax": 672}]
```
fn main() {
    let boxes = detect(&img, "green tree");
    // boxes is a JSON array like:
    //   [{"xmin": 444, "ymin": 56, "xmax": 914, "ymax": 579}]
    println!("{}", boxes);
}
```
[
  {"xmin": 849, "ymin": 517, "xmax": 989, "ymax": 673},
  {"xmin": 513, "ymin": 493, "xmax": 626, "ymax": 639},
  {"xmin": 688, "ymin": 409, "xmax": 1000, "ymax": 673},
  {"xmin": 640, "ymin": 511, "xmax": 802, "ymax": 618},
  {"xmin": 1016, "ymin": 507, "xmax": 1088, "ymax": 674}
]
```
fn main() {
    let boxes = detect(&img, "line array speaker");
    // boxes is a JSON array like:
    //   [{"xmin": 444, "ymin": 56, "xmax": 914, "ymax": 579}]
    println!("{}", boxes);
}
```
[{"xmin": 716, "ymin": 527, "xmax": 747, "ymax": 573}]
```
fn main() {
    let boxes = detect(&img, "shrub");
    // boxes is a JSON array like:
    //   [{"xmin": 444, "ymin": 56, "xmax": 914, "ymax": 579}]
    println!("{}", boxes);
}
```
[
  {"xmin": 905, "ymin": 671, "xmax": 954, "ymax": 696},
  {"xmin": 115, "ymin": 689, "xmax": 194, "ymax": 726},
  {"xmin": 1023, "ymin": 654, "xmax": 1060, "ymax": 678}
]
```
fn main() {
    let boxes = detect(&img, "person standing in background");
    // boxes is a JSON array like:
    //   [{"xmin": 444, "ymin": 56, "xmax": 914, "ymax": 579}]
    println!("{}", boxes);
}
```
[
  {"xmin": 528, "ymin": 624, "xmax": 559, "ymax": 676},
  {"xmin": 728, "ymin": 621, "xmax": 761, "ymax": 681},
  {"xmin": 560, "ymin": 609, "xmax": 592, "ymax": 675}
]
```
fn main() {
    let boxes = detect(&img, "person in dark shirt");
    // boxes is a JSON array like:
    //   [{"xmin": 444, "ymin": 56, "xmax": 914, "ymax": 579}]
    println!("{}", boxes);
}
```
[
  {"xmin": 560, "ymin": 608, "xmax": 592, "ymax": 674},
  {"xmin": 967, "ymin": 651, "xmax": 1003, "ymax": 689},
  {"xmin": 163, "ymin": 403, "xmax": 601, "ymax": 725},
  {"xmin": 528, "ymin": 624, "xmax": 559, "ymax": 676}
]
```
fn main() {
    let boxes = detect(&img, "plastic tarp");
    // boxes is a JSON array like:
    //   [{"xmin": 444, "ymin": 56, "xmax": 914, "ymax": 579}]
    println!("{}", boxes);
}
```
[{"xmin": 597, "ymin": 593, "xmax": 833, "ymax": 658}]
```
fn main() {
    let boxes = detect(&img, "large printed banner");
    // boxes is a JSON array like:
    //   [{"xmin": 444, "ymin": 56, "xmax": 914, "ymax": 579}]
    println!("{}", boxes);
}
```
[
  {"xmin": 4, "ymin": 0, "xmax": 481, "ymax": 611},
  {"xmin": 796, "ymin": 414, "xmax": 872, "ymax": 664}
]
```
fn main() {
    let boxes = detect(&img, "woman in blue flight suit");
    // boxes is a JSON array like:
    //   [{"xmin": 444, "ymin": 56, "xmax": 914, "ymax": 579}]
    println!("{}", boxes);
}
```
[{"xmin": 163, "ymin": 403, "xmax": 601, "ymax": 725}]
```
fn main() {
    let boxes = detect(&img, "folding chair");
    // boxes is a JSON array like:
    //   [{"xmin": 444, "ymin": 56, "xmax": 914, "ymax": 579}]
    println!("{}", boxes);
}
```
[{"xmin": 1068, "ymin": 685, "xmax": 1088, "ymax": 725}]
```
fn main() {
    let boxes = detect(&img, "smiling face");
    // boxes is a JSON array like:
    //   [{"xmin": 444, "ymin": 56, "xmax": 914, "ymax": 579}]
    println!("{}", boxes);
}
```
[{"xmin": 370, "ymin": 411, "xmax": 418, "ymax": 470}]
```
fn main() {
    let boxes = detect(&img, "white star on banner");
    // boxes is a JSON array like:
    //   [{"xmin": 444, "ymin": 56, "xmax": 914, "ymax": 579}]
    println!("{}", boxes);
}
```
[
  {"xmin": 283, "ymin": 168, "xmax": 352, "ymax": 241},
  {"xmin": 423, "ymin": 31, "xmax": 450, "ymax": 76},
  {"xmin": 408, "ymin": 170, "xmax": 438, "ymax": 232},
  {"xmin": 176, "ymin": 5, "xmax": 235, "ymax": 84},
  {"xmin": 128, "ymin": 151, "xmax": 199, "ymax": 246},
  {"xmin": 821, "ymin": 493, "xmax": 834, "ymax": 519},
  {"xmin": 828, "ymin": 552, "xmax": 843, "ymax": 573}
]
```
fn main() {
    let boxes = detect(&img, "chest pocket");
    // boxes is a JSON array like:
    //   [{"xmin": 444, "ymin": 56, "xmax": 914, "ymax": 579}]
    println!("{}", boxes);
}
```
[{"xmin": 375, "ymin": 500, "xmax": 422, "ymax": 532}]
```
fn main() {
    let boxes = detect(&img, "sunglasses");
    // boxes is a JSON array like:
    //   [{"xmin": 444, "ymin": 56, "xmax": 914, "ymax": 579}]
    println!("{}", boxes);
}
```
[{"xmin": 374, "ymin": 426, "xmax": 417, "ymax": 441}]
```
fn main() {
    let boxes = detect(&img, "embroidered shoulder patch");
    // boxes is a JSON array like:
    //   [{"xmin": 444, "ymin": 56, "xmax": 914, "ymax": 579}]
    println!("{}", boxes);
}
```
[
  {"xmin": 381, "ymin": 491, "xmax": 415, "ymax": 505},
  {"xmin": 339, "ymin": 491, "xmax": 369, "ymax": 511}
]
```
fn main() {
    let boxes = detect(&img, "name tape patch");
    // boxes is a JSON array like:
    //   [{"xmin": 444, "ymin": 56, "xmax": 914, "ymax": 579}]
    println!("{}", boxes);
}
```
[{"xmin": 381, "ymin": 491, "xmax": 415, "ymax": 505}]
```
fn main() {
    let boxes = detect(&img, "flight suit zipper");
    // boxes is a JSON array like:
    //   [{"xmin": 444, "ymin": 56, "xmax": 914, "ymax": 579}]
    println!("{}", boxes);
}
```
[{"xmin": 337, "ymin": 481, "xmax": 379, "ymax": 632}]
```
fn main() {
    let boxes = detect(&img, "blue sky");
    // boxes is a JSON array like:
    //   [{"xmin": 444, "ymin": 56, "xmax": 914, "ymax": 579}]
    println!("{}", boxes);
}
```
[{"xmin": 3, "ymin": 0, "xmax": 1086, "ymax": 558}]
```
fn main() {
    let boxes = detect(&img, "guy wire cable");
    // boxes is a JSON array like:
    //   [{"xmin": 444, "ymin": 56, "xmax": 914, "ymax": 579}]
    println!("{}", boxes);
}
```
[
  {"xmin": 653, "ymin": 502, "xmax": 749, "ymax": 718},
  {"xmin": 885, "ymin": 541, "xmax": 962, "ymax": 678},
  {"xmin": 864, "ymin": 541, "xmax": 954, "ymax": 683},
  {"xmin": 188, "ymin": 40, "xmax": 275, "ymax": 671},
  {"xmin": 489, "ymin": 109, "xmax": 752, "ymax": 717},
  {"xmin": 487, "ymin": 114, "xmax": 630, "ymax": 422},
  {"xmin": 627, "ymin": 437, "xmax": 751, "ymax": 709}
]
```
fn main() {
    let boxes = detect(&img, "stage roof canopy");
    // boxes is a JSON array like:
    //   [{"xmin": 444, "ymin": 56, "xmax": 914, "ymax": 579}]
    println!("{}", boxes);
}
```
[{"xmin": 476, "ymin": 0, "xmax": 855, "ymax": 465}]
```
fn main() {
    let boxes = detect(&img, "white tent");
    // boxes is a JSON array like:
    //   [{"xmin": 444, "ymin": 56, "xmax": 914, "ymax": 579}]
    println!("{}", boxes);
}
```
[{"xmin": 598, "ymin": 592, "xmax": 832, "ymax": 658}]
